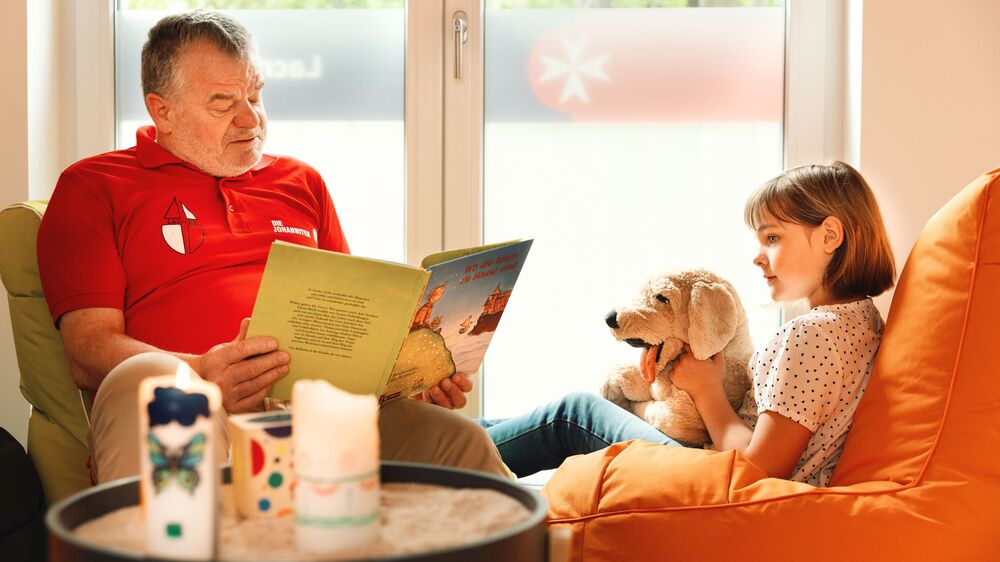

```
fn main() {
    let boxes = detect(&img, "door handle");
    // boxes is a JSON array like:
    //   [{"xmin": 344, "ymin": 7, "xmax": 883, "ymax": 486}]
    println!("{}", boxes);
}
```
[{"xmin": 453, "ymin": 11, "xmax": 468, "ymax": 80}]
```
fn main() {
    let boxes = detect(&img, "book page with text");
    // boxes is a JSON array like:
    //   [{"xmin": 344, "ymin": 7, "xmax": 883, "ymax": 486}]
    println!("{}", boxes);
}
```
[{"xmin": 249, "ymin": 242, "xmax": 429, "ymax": 399}]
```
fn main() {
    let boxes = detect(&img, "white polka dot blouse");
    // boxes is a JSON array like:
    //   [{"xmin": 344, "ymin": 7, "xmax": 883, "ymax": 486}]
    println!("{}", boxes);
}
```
[{"xmin": 736, "ymin": 298, "xmax": 884, "ymax": 486}]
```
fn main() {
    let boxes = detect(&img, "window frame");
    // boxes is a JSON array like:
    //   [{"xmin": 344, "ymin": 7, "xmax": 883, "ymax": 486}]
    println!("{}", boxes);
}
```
[
  {"xmin": 74, "ymin": 0, "xmax": 116, "ymax": 164},
  {"xmin": 784, "ymin": 0, "xmax": 849, "ymax": 168}
]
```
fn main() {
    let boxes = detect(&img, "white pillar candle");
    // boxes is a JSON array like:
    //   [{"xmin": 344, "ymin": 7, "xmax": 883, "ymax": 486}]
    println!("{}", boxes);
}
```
[
  {"xmin": 138, "ymin": 363, "xmax": 221, "ymax": 560},
  {"xmin": 293, "ymin": 379, "xmax": 380, "ymax": 553}
]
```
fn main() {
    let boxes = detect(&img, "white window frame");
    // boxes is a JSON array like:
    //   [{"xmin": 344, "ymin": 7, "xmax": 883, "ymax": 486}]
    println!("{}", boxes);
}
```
[
  {"xmin": 73, "ymin": 0, "xmax": 116, "ymax": 163},
  {"xmin": 784, "ymin": 0, "xmax": 850, "ymax": 168},
  {"xmin": 405, "ymin": 1, "xmax": 445, "ymax": 266}
]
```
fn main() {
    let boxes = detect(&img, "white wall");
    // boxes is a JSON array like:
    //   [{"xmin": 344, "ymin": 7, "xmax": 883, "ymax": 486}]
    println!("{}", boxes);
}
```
[
  {"xmin": 0, "ymin": 0, "xmax": 78, "ymax": 448},
  {"xmin": 857, "ymin": 0, "xmax": 1000, "ymax": 311},
  {"xmin": 0, "ymin": 2, "xmax": 31, "ymax": 448},
  {"xmin": 28, "ymin": 1, "xmax": 71, "ymax": 200}
]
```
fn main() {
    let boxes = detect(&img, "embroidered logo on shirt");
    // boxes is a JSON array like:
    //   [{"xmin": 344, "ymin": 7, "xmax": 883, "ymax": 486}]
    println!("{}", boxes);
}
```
[
  {"xmin": 271, "ymin": 220, "xmax": 313, "ymax": 240},
  {"xmin": 162, "ymin": 198, "xmax": 205, "ymax": 255}
]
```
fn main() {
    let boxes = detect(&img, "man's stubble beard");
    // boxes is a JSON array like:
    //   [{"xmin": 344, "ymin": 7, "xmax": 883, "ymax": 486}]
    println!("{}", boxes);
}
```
[{"xmin": 169, "ymin": 120, "xmax": 267, "ymax": 178}]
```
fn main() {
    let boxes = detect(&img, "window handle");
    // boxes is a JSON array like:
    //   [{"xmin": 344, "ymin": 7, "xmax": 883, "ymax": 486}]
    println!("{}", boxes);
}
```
[{"xmin": 453, "ymin": 11, "xmax": 468, "ymax": 80}]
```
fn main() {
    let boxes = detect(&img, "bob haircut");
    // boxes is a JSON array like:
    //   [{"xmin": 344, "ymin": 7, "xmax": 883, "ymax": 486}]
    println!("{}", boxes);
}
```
[{"xmin": 744, "ymin": 161, "xmax": 896, "ymax": 300}]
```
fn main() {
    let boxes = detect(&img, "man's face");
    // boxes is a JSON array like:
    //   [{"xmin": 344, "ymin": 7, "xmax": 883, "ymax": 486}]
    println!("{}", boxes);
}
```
[{"xmin": 155, "ymin": 40, "xmax": 267, "ymax": 177}]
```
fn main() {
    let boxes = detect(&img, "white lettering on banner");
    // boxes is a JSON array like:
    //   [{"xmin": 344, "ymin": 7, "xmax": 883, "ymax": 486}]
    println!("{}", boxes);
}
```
[{"xmin": 258, "ymin": 55, "xmax": 322, "ymax": 80}]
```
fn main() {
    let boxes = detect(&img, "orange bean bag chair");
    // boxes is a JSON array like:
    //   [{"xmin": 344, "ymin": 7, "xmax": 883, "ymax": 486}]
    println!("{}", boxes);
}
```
[{"xmin": 543, "ymin": 167, "xmax": 1000, "ymax": 560}]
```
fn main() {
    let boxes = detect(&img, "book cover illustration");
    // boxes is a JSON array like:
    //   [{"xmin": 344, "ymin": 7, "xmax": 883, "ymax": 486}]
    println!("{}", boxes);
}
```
[{"xmin": 381, "ymin": 239, "xmax": 533, "ymax": 402}]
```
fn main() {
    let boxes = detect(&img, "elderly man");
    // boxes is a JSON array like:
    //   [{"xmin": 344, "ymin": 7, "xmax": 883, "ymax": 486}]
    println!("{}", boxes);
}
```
[{"xmin": 37, "ymin": 10, "xmax": 506, "ymax": 483}]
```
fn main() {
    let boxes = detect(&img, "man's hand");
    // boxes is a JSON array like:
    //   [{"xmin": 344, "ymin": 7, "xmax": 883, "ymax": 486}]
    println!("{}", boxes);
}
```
[
  {"xmin": 411, "ymin": 374, "xmax": 473, "ymax": 410},
  {"xmin": 191, "ymin": 318, "xmax": 290, "ymax": 413},
  {"xmin": 669, "ymin": 344, "xmax": 726, "ymax": 402}
]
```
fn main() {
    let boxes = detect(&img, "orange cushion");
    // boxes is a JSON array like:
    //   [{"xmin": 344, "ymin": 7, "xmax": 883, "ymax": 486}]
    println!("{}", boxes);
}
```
[{"xmin": 543, "ymin": 168, "xmax": 1000, "ymax": 560}]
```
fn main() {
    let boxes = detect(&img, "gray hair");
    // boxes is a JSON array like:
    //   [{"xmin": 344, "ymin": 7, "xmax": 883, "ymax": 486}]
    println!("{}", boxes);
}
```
[{"xmin": 140, "ymin": 10, "xmax": 255, "ymax": 99}]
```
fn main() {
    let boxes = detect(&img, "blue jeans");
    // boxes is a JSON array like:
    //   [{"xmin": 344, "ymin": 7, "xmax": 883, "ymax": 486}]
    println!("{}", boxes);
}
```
[{"xmin": 477, "ymin": 392, "xmax": 691, "ymax": 478}]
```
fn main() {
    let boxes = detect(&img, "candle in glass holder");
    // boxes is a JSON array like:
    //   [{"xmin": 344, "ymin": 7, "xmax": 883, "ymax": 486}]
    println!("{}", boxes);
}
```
[
  {"xmin": 228, "ymin": 411, "xmax": 293, "ymax": 519},
  {"xmin": 293, "ymin": 379, "xmax": 380, "ymax": 553},
  {"xmin": 138, "ymin": 362, "xmax": 221, "ymax": 560}
]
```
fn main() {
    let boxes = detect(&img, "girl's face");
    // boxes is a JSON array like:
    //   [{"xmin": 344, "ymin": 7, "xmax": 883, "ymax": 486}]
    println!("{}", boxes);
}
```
[{"xmin": 752, "ymin": 211, "xmax": 835, "ymax": 307}]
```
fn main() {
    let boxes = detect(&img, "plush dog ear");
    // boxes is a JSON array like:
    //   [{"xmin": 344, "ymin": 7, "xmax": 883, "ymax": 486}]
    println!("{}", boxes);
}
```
[{"xmin": 687, "ymin": 282, "xmax": 737, "ymax": 360}]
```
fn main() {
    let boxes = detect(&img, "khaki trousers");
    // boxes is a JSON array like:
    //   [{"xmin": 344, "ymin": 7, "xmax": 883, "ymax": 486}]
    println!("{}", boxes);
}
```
[{"xmin": 89, "ymin": 352, "xmax": 508, "ymax": 483}]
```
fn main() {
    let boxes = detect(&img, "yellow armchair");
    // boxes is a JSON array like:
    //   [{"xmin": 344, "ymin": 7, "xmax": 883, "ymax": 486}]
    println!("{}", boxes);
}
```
[{"xmin": 0, "ymin": 201, "xmax": 91, "ymax": 504}]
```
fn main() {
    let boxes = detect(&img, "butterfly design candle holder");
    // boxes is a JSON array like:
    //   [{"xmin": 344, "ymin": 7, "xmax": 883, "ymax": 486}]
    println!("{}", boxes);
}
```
[
  {"xmin": 138, "ymin": 363, "xmax": 221, "ymax": 561},
  {"xmin": 228, "ymin": 412, "xmax": 294, "ymax": 519}
]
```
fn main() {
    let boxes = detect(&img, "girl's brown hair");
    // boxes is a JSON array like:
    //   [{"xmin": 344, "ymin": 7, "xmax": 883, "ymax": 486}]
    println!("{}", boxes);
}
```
[{"xmin": 744, "ymin": 161, "xmax": 896, "ymax": 299}]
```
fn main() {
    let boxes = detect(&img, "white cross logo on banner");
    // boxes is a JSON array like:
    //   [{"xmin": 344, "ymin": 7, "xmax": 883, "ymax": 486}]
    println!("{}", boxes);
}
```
[{"xmin": 537, "ymin": 35, "xmax": 610, "ymax": 104}]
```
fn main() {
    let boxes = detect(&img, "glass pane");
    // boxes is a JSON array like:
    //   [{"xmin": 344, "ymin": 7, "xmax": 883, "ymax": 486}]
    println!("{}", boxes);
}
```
[
  {"xmin": 116, "ymin": 2, "xmax": 405, "ymax": 262},
  {"xmin": 483, "ymin": 1, "xmax": 786, "ymax": 418}
]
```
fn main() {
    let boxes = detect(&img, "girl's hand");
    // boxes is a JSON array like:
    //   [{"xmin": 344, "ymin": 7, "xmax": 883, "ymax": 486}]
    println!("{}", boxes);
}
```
[{"xmin": 670, "ymin": 344, "xmax": 726, "ymax": 402}]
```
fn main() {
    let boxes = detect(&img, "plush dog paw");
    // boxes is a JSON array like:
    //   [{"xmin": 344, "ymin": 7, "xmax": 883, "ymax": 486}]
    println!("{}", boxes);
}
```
[
  {"xmin": 600, "ymin": 377, "xmax": 630, "ymax": 409},
  {"xmin": 611, "ymin": 364, "xmax": 654, "ymax": 403},
  {"xmin": 649, "ymin": 374, "xmax": 680, "ymax": 402},
  {"xmin": 643, "ymin": 400, "xmax": 710, "ymax": 445}
]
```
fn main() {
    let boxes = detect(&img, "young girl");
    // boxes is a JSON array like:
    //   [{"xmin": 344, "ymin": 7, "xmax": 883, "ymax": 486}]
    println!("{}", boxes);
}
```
[{"xmin": 478, "ymin": 161, "xmax": 895, "ymax": 486}]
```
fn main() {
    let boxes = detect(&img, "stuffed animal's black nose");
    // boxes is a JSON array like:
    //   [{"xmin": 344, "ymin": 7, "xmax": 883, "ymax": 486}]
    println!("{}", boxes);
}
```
[{"xmin": 605, "ymin": 310, "xmax": 619, "ymax": 329}]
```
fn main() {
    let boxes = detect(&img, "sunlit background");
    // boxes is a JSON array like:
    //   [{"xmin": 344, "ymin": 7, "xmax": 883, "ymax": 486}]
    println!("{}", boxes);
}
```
[{"xmin": 117, "ymin": 0, "xmax": 785, "ymax": 421}]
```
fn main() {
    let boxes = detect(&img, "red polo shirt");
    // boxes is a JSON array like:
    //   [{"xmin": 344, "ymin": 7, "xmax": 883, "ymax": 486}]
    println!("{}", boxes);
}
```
[{"xmin": 38, "ymin": 126, "xmax": 349, "ymax": 354}]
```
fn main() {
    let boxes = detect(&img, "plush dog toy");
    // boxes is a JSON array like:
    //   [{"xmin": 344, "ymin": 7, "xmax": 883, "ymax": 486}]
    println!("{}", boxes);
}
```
[{"xmin": 601, "ymin": 269, "xmax": 754, "ymax": 445}]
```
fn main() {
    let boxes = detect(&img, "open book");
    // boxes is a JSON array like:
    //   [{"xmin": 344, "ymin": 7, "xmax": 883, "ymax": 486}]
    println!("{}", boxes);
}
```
[{"xmin": 247, "ymin": 239, "xmax": 533, "ymax": 403}]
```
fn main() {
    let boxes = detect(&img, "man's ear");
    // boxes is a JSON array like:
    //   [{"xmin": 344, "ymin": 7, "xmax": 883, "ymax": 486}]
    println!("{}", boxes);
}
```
[
  {"xmin": 820, "ymin": 216, "xmax": 844, "ymax": 254},
  {"xmin": 687, "ymin": 282, "xmax": 737, "ymax": 360},
  {"xmin": 145, "ymin": 92, "xmax": 174, "ymax": 135}
]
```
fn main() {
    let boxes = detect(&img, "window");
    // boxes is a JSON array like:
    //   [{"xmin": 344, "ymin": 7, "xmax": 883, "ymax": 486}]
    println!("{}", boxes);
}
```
[
  {"xmin": 479, "ymin": 1, "xmax": 785, "ymax": 417},
  {"xmin": 104, "ymin": 0, "xmax": 839, "ymax": 419}
]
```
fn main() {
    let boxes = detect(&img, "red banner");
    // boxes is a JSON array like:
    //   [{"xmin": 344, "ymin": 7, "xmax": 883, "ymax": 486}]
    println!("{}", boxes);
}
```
[{"xmin": 526, "ymin": 9, "xmax": 784, "ymax": 122}]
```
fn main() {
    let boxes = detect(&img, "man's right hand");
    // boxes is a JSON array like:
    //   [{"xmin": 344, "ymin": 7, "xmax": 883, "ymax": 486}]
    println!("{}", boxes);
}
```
[{"xmin": 191, "ymin": 318, "xmax": 290, "ymax": 413}]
